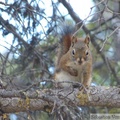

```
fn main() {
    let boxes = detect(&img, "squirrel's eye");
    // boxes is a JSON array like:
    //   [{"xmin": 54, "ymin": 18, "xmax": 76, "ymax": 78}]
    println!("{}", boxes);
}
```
[
  {"xmin": 86, "ymin": 51, "xmax": 89, "ymax": 55},
  {"xmin": 72, "ymin": 49, "xmax": 76, "ymax": 56}
]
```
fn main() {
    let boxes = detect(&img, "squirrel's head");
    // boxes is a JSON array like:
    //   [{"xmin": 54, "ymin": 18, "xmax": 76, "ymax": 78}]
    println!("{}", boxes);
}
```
[{"xmin": 70, "ymin": 35, "xmax": 91, "ymax": 65}]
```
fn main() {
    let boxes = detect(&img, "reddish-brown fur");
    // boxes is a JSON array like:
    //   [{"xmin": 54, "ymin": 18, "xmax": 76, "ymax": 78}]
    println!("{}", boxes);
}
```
[{"xmin": 54, "ymin": 27, "xmax": 92, "ymax": 88}]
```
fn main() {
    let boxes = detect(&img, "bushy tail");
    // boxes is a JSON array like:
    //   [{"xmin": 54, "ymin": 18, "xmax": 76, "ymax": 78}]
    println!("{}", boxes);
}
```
[{"xmin": 56, "ymin": 24, "xmax": 76, "ymax": 66}]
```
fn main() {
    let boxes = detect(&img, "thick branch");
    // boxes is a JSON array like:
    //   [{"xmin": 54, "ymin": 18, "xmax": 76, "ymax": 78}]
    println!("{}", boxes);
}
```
[
  {"xmin": 0, "ymin": 86, "xmax": 120, "ymax": 114},
  {"xmin": 0, "ymin": 98, "xmax": 52, "ymax": 113}
]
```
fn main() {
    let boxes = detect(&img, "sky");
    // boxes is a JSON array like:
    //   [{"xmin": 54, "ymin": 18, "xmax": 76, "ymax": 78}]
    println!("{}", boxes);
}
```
[
  {"xmin": 69, "ymin": 0, "xmax": 94, "ymax": 19},
  {"xmin": 41, "ymin": 0, "xmax": 94, "ymax": 20},
  {"xmin": 0, "ymin": 0, "xmax": 94, "ymax": 53}
]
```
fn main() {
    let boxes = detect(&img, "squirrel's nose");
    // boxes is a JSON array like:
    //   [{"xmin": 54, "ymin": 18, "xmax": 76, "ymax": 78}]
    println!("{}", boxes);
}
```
[
  {"xmin": 77, "ymin": 57, "xmax": 84, "ymax": 64},
  {"xmin": 81, "ymin": 57, "xmax": 84, "ymax": 62}
]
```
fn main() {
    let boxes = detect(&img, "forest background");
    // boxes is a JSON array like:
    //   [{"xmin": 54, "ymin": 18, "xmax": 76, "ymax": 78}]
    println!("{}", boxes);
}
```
[{"xmin": 0, "ymin": 0, "xmax": 120, "ymax": 120}]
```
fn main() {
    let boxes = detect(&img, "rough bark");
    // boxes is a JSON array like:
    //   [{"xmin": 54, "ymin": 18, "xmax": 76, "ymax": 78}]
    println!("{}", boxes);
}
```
[{"xmin": 0, "ymin": 86, "xmax": 120, "ymax": 114}]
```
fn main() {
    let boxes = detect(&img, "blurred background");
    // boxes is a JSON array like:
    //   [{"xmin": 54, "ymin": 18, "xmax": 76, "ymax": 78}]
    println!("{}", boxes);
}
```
[{"xmin": 0, "ymin": 0, "xmax": 120, "ymax": 119}]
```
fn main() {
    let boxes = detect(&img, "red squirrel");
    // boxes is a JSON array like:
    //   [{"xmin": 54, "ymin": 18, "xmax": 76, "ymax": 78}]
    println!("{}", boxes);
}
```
[{"xmin": 54, "ymin": 25, "xmax": 92, "ymax": 88}]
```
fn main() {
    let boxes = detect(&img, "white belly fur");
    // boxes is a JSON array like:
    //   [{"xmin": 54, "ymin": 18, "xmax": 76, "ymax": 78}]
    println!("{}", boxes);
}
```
[{"xmin": 55, "ymin": 70, "xmax": 79, "ymax": 87}]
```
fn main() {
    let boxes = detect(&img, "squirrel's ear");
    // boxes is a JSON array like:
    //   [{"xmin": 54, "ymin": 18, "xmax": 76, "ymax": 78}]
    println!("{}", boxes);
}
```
[
  {"xmin": 71, "ymin": 36, "xmax": 77, "ymax": 47},
  {"xmin": 84, "ymin": 35, "xmax": 90, "ymax": 46}
]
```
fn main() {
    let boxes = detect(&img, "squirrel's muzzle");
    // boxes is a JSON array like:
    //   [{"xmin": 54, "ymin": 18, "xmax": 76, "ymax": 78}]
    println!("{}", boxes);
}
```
[{"xmin": 77, "ymin": 57, "xmax": 86, "ymax": 64}]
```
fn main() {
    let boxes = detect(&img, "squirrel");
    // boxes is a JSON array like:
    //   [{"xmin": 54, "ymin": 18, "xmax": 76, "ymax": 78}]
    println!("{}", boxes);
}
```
[{"xmin": 54, "ymin": 25, "xmax": 92, "ymax": 88}]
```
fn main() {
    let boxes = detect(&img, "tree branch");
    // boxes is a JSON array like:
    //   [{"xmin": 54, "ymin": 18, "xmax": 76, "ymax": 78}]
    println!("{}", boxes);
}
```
[
  {"xmin": 0, "ymin": 16, "xmax": 29, "ymax": 48},
  {"xmin": 0, "ymin": 86, "xmax": 120, "ymax": 114}
]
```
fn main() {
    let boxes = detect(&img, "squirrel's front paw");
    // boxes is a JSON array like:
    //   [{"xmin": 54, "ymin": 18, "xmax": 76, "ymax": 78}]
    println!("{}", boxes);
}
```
[{"xmin": 69, "ymin": 67, "xmax": 78, "ymax": 76}]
